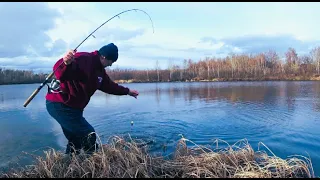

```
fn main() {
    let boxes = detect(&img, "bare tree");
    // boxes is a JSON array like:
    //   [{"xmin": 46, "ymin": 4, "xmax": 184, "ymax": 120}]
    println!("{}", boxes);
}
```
[
  {"xmin": 168, "ymin": 59, "xmax": 174, "ymax": 81},
  {"xmin": 155, "ymin": 60, "xmax": 160, "ymax": 81},
  {"xmin": 146, "ymin": 68, "xmax": 149, "ymax": 81},
  {"xmin": 311, "ymin": 47, "xmax": 320, "ymax": 75},
  {"xmin": 285, "ymin": 48, "xmax": 299, "ymax": 74}
]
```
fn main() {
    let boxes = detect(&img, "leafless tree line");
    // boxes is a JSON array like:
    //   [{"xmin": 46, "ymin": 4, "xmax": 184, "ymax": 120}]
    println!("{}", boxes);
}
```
[
  {"xmin": 1, "ymin": 47, "xmax": 320, "ymax": 85},
  {"xmin": 0, "ymin": 68, "xmax": 47, "ymax": 85},
  {"xmin": 107, "ymin": 47, "xmax": 320, "ymax": 82}
]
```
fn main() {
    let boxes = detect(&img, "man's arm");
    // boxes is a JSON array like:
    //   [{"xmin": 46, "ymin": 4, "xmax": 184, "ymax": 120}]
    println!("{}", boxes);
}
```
[
  {"xmin": 53, "ymin": 58, "xmax": 73, "ymax": 81},
  {"xmin": 53, "ymin": 50, "xmax": 78, "ymax": 81},
  {"xmin": 99, "ymin": 73, "xmax": 130, "ymax": 95},
  {"xmin": 54, "ymin": 50, "xmax": 91, "ymax": 81}
]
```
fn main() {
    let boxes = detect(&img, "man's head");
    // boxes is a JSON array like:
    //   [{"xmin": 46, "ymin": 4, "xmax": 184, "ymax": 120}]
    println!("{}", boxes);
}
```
[{"xmin": 98, "ymin": 43, "xmax": 118, "ymax": 67}]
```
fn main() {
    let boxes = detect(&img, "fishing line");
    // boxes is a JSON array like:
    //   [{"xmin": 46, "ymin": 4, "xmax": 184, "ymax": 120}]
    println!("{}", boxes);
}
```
[
  {"xmin": 56, "ymin": 8, "xmax": 154, "ymax": 75},
  {"xmin": 23, "ymin": 8, "xmax": 155, "ymax": 107}
]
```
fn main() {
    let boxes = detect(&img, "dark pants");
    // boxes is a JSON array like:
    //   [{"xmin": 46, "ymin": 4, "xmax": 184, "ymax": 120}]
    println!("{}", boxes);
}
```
[{"xmin": 46, "ymin": 100, "xmax": 97, "ymax": 154}]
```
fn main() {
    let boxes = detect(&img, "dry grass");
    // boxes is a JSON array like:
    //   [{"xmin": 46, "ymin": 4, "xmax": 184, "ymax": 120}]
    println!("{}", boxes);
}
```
[{"xmin": 0, "ymin": 135, "xmax": 315, "ymax": 178}]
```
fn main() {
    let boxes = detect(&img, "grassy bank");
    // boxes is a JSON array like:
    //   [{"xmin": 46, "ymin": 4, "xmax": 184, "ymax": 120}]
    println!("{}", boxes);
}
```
[{"xmin": 0, "ymin": 136, "xmax": 315, "ymax": 178}]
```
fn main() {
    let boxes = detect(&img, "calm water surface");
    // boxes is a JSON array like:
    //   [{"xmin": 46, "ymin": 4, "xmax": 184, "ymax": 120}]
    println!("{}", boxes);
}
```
[{"xmin": 0, "ymin": 81, "xmax": 319, "ymax": 176}]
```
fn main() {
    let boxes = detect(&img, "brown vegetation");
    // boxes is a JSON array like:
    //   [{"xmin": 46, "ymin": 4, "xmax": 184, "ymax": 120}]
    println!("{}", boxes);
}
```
[
  {"xmin": 2, "ymin": 47, "xmax": 320, "ymax": 85},
  {"xmin": 0, "ymin": 136, "xmax": 315, "ymax": 178},
  {"xmin": 109, "ymin": 47, "xmax": 320, "ymax": 83}
]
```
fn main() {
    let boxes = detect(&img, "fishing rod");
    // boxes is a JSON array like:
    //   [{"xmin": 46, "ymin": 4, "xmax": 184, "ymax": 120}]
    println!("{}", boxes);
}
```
[{"xmin": 23, "ymin": 8, "xmax": 154, "ymax": 107}]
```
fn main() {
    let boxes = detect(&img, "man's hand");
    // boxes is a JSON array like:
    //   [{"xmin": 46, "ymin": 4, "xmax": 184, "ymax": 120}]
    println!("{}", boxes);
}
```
[
  {"xmin": 63, "ymin": 50, "xmax": 76, "ymax": 65},
  {"xmin": 128, "ymin": 89, "xmax": 139, "ymax": 99}
]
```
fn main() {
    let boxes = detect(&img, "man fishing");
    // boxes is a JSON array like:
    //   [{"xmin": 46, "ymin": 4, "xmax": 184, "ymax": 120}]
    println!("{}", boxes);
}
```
[{"xmin": 45, "ymin": 43, "xmax": 139, "ymax": 154}]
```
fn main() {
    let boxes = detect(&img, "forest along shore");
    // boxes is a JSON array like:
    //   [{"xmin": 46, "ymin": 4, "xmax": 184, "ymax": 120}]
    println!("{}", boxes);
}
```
[{"xmin": 2, "ymin": 47, "xmax": 320, "ymax": 85}]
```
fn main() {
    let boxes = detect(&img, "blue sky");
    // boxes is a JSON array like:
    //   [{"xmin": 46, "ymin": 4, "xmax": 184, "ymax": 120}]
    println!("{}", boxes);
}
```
[{"xmin": 0, "ymin": 2, "xmax": 320, "ymax": 73}]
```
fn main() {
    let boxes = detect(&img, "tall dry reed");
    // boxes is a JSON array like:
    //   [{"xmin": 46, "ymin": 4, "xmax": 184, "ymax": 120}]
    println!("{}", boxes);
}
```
[{"xmin": 0, "ymin": 135, "xmax": 315, "ymax": 178}]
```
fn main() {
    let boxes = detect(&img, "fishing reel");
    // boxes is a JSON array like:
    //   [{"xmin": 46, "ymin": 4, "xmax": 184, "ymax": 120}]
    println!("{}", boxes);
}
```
[{"xmin": 47, "ymin": 78, "xmax": 62, "ymax": 93}]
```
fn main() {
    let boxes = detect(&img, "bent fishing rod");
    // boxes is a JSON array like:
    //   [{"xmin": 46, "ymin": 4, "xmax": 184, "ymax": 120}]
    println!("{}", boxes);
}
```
[{"xmin": 23, "ymin": 8, "xmax": 154, "ymax": 107}]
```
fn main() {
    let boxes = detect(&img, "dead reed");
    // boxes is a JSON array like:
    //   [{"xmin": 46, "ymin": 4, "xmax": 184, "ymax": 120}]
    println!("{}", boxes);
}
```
[{"xmin": 0, "ymin": 135, "xmax": 315, "ymax": 178}]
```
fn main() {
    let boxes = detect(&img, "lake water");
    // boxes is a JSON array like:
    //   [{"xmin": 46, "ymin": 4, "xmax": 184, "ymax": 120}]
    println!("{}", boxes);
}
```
[{"xmin": 0, "ymin": 81, "xmax": 319, "ymax": 176}]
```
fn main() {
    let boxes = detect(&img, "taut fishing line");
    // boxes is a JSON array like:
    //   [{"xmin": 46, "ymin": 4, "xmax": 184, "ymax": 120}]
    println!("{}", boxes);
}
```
[{"xmin": 23, "ymin": 8, "xmax": 155, "ymax": 107}]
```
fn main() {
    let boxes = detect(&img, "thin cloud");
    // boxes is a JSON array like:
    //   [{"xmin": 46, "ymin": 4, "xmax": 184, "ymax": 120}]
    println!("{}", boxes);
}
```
[{"xmin": 201, "ymin": 34, "xmax": 320, "ymax": 56}]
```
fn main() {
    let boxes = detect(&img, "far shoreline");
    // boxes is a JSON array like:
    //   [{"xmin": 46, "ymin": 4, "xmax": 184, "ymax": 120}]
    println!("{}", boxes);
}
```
[
  {"xmin": 113, "ymin": 77, "xmax": 320, "ymax": 84},
  {"xmin": 2, "ymin": 77, "xmax": 320, "ymax": 86}
]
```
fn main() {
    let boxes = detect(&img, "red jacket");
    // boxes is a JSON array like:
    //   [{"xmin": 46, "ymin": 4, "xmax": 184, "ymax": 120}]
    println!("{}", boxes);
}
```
[{"xmin": 45, "ymin": 50, "xmax": 129, "ymax": 110}]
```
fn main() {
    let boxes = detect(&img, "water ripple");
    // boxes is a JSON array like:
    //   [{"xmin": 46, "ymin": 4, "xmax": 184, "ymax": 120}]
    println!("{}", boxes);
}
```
[{"xmin": 1, "ymin": 82, "xmax": 320, "ymax": 175}]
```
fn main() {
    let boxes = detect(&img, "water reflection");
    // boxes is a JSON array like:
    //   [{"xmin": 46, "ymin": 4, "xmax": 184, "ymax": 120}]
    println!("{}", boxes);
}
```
[
  {"xmin": 136, "ymin": 82, "xmax": 308, "ymax": 112},
  {"xmin": 312, "ymin": 82, "xmax": 320, "ymax": 112},
  {"xmin": 2, "ymin": 82, "xmax": 319, "ymax": 175},
  {"xmin": 155, "ymin": 83, "xmax": 161, "ymax": 106},
  {"xmin": 101, "ymin": 81, "xmax": 320, "ymax": 115}
]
